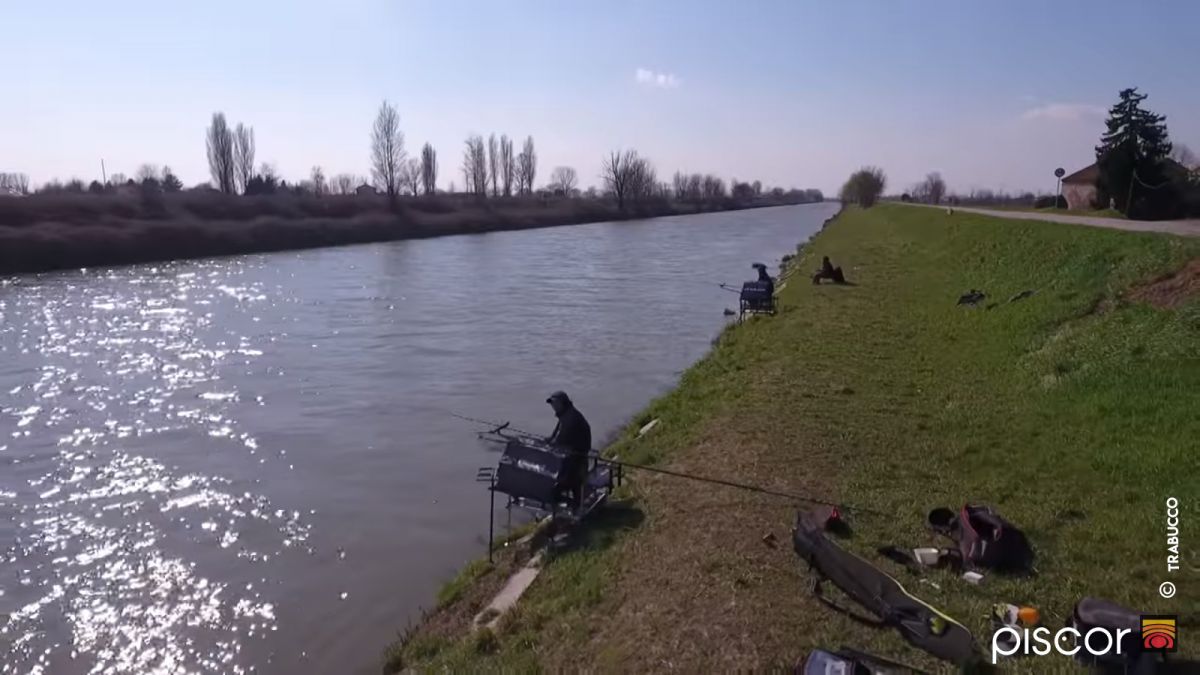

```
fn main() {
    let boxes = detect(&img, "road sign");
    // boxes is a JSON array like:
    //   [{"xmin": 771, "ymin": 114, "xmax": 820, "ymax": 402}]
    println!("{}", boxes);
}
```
[{"xmin": 1054, "ymin": 167, "xmax": 1065, "ymax": 178}]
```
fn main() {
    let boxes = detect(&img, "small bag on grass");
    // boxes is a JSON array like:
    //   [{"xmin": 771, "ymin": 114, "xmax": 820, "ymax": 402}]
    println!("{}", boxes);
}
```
[{"xmin": 927, "ymin": 504, "xmax": 1034, "ymax": 574}]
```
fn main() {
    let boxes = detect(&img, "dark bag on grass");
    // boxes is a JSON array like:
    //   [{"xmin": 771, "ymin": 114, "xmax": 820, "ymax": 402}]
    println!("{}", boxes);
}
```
[
  {"xmin": 792, "ymin": 510, "xmax": 979, "ymax": 666},
  {"xmin": 1068, "ymin": 597, "xmax": 1163, "ymax": 673},
  {"xmin": 927, "ymin": 504, "xmax": 1034, "ymax": 573},
  {"xmin": 799, "ymin": 647, "xmax": 926, "ymax": 674}
]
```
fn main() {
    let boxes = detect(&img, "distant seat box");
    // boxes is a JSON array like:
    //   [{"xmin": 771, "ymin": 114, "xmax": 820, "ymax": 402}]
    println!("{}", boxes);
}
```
[
  {"xmin": 495, "ymin": 439, "xmax": 569, "ymax": 504},
  {"xmin": 740, "ymin": 280, "xmax": 773, "ymax": 302}
]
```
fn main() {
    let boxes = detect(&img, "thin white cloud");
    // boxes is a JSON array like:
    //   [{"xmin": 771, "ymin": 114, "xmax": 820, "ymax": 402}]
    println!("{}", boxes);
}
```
[
  {"xmin": 635, "ymin": 68, "xmax": 681, "ymax": 89},
  {"xmin": 1020, "ymin": 103, "xmax": 1105, "ymax": 122}
]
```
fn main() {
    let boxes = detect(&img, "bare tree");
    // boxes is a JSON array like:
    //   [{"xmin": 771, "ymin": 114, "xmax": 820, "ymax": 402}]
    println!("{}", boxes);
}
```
[
  {"xmin": 234, "ymin": 124, "xmax": 255, "ymax": 194},
  {"xmin": 603, "ymin": 151, "xmax": 632, "ymax": 209},
  {"xmin": 401, "ymin": 157, "xmax": 422, "ymax": 195},
  {"xmin": 487, "ymin": 134, "xmax": 499, "ymax": 197},
  {"xmin": 161, "ymin": 166, "xmax": 183, "ymax": 192},
  {"xmin": 462, "ymin": 135, "xmax": 487, "ymax": 197},
  {"xmin": 630, "ymin": 157, "xmax": 657, "ymax": 203},
  {"xmin": 136, "ymin": 164, "xmax": 160, "ymax": 183},
  {"xmin": 399, "ymin": 161, "xmax": 412, "ymax": 196},
  {"xmin": 0, "ymin": 173, "xmax": 31, "ymax": 196},
  {"xmin": 499, "ymin": 135, "xmax": 515, "ymax": 196},
  {"xmin": 602, "ymin": 150, "xmax": 654, "ymax": 210},
  {"xmin": 471, "ymin": 136, "xmax": 488, "ymax": 196},
  {"xmin": 109, "ymin": 172, "xmax": 128, "ymax": 186},
  {"xmin": 206, "ymin": 112, "xmax": 236, "ymax": 194},
  {"xmin": 420, "ymin": 143, "xmax": 438, "ymax": 195},
  {"xmin": 370, "ymin": 100, "xmax": 405, "ymax": 205},
  {"xmin": 922, "ymin": 172, "xmax": 946, "ymax": 204},
  {"xmin": 840, "ymin": 166, "xmax": 886, "ymax": 208},
  {"xmin": 516, "ymin": 136, "xmax": 536, "ymax": 194},
  {"xmin": 332, "ymin": 173, "xmax": 356, "ymax": 195},
  {"xmin": 672, "ymin": 171, "xmax": 688, "ymax": 200},
  {"xmin": 549, "ymin": 166, "xmax": 578, "ymax": 195},
  {"xmin": 311, "ymin": 166, "xmax": 327, "ymax": 196},
  {"xmin": 701, "ymin": 174, "xmax": 725, "ymax": 199}
]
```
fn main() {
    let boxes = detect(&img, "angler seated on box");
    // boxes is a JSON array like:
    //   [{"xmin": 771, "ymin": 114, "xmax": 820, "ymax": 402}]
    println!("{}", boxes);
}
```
[
  {"xmin": 752, "ymin": 262, "xmax": 775, "ymax": 296},
  {"xmin": 812, "ymin": 256, "xmax": 846, "ymax": 284},
  {"xmin": 545, "ymin": 390, "xmax": 592, "ymax": 510}
]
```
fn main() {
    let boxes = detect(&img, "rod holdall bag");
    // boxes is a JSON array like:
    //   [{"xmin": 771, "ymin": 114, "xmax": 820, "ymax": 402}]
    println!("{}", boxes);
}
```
[
  {"xmin": 792, "ymin": 510, "xmax": 979, "ymax": 666},
  {"xmin": 927, "ymin": 504, "xmax": 1034, "ymax": 573},
  {"xmin": 1067, "ymin": 597, "xmax": 1165, "ymax": 673}
]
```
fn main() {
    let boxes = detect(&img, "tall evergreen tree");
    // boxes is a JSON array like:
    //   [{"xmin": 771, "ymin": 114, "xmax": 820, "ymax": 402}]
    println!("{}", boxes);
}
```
[{"xmin": 1095, "ymin": 88, "xmax": 1172, "ymax": 214}]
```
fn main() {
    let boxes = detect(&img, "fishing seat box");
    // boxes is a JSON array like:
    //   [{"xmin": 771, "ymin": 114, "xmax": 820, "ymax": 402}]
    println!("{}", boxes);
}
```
[
  {"xmin": 496, "ymin": 439, "xmax": 571, "ymax": 505},
  {"xmin": 740, "ymin": 280, "xmax": 775, "ymax": 313}
]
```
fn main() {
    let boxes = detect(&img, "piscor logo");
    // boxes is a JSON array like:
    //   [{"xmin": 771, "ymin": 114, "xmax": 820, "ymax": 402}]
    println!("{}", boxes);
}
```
[
  {"xmin": 1142, "ymin": 616, "xmax": 1177, "ymax": 653},
  {"xmin": 991, "ymin": 615, "xmax": 1179, "ymax": 664}
]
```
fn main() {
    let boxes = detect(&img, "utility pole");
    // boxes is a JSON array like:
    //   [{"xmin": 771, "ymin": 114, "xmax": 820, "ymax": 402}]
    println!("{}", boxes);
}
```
[{"xmin": 101, "ymin": 159, "xmax": 107, "ymax": 185}]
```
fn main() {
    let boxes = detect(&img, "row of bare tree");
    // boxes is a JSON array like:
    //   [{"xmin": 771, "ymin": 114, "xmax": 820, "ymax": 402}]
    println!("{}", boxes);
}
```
[
  {"xmin": 458, "ymin": 133, "xmax": 537, "ymax": 197},
  {"xmin": 672, "ymin": 171, "xmax": 728, "ymax": 202},
  {"xmin": 0, "ymin": 173, "xmax": 31, "ymax": 196},
  {"xmin": 150, "ymin": 100, "xmax": 799, "ymax": 207},
  {"xmin": 909, "ymin": 172, "xmax": 946, "ymax": 204},
  {"xmin": 205, "ymin": 113, "xmax": 256, "ymax": 194},
  {"xmin": 369, "ymin": 100, "xmax": 441, "ymax": 202}
]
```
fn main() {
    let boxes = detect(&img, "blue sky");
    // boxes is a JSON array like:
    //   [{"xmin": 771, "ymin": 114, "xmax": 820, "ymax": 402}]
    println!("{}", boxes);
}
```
[{"xmin": 3, "ymin": 0, "xmax": 1198, "ymax": 195}]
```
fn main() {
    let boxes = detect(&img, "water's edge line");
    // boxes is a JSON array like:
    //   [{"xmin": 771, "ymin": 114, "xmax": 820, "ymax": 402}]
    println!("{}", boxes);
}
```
[{"xmin": 381, "ymin": 202, "xmax": 847, "ymax": 669}]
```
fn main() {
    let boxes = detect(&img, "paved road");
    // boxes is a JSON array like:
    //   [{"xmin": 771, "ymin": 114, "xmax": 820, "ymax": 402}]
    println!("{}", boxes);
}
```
[{"xmin": 904, "ymin": 203, "xmax": 1200, "ymax": 238}]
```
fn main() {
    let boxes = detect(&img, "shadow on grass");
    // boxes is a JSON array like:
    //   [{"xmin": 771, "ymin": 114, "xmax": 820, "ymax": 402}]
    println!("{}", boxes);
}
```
[{"xmin": 550, "ymin": 500, "xmax": 645, "ymax": 558}]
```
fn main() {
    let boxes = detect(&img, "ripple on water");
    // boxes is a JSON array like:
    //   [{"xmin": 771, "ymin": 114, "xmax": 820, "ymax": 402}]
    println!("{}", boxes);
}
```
[{"xmin": 0, "ymin": 264, "xmax": 304, "ymax": 674}]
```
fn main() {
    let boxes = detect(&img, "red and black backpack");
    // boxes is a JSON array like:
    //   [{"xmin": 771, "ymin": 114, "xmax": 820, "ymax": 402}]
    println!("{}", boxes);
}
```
[{"xmin": 927, "ymin": 504, "xmax": 1035, "ymax": 573}]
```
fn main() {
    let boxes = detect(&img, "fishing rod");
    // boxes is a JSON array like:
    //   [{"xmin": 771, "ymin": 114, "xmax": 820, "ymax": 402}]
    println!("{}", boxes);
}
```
[
  {"xmin": 589, "ymin": 454, "xmax": 881, "ymax": 515},
  {"xmin": 717, "ymin": 283, "xmax": 742, "ymax": 294},
  {"xmin": 454, "ymin": 414, "xmax": 877, "ymax": 515},
  {"xmin": 449, "ymin": 412, "xmax": 543, "ymax": 441}
]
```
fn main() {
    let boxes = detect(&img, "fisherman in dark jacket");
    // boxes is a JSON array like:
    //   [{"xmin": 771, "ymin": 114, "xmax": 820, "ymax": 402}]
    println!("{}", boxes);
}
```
[
  {"xmin": 546, "ymin": 391, "xmax": 591, "ymax": 509},
  {"xmin": 812, "ymin": 256, "xmax": 846, "ymax": 284},
  {"xmin": 752, "ymin": 262, "xmax": 775, "ymax": 296}
]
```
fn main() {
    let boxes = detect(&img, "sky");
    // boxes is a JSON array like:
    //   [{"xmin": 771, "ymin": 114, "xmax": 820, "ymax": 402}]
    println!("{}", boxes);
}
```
[{"xmin": 3, "ymin": 0, "xmax": 1198, "ymax": 196}]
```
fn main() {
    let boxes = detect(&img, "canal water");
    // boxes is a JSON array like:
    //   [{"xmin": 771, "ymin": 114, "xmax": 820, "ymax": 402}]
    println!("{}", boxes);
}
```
[{"xmin": 0, "ymin": 203, "xmax": 837, "ymax": 674}]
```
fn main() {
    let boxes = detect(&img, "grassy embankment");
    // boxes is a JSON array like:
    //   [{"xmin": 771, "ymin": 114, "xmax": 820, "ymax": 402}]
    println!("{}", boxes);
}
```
[
  {"xmin": 0, "ymin": 192, "xmax": 808, "ymax": 275},
  {"xmin": 386, "ymin": 204, "xmax": 1199, "ymax": 672}
]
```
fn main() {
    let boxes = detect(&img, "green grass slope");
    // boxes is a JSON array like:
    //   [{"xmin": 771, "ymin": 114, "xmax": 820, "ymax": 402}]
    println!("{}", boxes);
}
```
[{"xmin": 388, "ymin": 204, "xmax": 1199, "ymax": 672}]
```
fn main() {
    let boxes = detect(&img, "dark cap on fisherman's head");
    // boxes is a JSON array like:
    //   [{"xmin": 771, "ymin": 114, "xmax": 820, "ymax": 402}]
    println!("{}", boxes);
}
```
[{"xmin": 546, "ymin": 390, "xmax": 571, "ymax": 406}]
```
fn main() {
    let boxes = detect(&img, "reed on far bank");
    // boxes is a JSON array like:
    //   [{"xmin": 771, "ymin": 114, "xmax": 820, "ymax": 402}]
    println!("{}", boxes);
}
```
[{"xmin": 0, "ymin": 189, "xmax": 822, "ymax": 275}]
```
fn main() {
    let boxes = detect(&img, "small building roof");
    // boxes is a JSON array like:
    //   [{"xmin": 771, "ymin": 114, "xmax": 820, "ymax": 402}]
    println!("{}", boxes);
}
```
[{"xmin": 1061, "ymin": 163, "xmax": 1100, "ymax": 184}]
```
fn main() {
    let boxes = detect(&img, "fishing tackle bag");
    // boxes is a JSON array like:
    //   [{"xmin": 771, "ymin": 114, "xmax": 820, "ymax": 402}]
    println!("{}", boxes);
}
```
[
  {"xmin": 792, "ymin": 510, "xmax": 979, "ymax": 666},
  {"xmin": 799, "ymin": 647, "xmax": 924, "ymax": 674},
  {"xmin": 927, "ymin": 504, "xmax": 1034, "ymax": 573},
  {"xmin": 1068, "ymin": 597, "xmax": 1165, "ymax": 673}
]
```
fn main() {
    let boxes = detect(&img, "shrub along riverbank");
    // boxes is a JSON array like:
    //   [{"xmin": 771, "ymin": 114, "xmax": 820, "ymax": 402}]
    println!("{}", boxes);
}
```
[
  {"xmin": 0, "ymin": 192, "xmax": 816, "ymax": 275},
  {"xmin": 385, "ymin": 204, "xmax": 1199, "ymax": 671}
]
